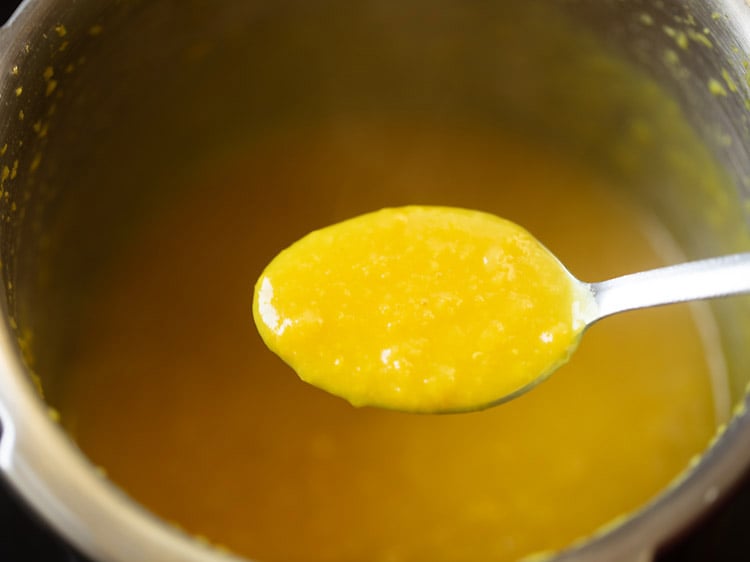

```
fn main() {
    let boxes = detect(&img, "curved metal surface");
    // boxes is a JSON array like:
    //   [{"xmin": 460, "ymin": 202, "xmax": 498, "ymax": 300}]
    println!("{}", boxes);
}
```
[
  {"xmin": 0, "ymin": 4, "xmax": 248, "ymax": 561},
  {"xmin": 590, "ymin": 253, "xmax": 750, "ymax": 321}
]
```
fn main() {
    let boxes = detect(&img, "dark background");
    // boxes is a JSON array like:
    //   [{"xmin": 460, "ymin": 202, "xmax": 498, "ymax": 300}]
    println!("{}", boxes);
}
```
[{"xmin": 1, "ymin": 1, "xmax": 750, "ymax": 560}]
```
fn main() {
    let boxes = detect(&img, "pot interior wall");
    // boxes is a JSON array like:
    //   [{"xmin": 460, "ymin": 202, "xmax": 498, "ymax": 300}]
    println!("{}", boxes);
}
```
[
  {"xmin": 1, "ymin": 0, "xmax": 750, "ymax": 557},
  {"xmin": 6, "ymin": 0, "xmax": 747, "ymax": 402}
]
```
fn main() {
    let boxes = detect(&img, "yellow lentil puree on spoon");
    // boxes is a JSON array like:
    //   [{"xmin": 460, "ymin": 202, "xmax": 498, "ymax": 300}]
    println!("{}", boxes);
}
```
[{"xmin": 253, "ymin": 206, "xmax": 595, "ymax": 413}]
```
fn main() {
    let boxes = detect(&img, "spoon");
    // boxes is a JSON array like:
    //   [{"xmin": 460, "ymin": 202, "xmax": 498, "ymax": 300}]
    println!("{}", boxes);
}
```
[
  {"xmin": 585, "ymin": 252, "xmax": 750, "ymax": 321},
  {"xmin": 253, "ymin": 206, "xmax": 750, "ymax": 414}
]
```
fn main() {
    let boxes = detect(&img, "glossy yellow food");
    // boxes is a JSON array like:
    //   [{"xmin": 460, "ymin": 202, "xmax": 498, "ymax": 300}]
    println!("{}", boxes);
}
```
[
  {"xmin": 57, "ymin": 123, "xmax": 721, "ymax": 562},
  {"xmin": 254, "ymin": 206, "xmax": 594, "ymax": 412}
]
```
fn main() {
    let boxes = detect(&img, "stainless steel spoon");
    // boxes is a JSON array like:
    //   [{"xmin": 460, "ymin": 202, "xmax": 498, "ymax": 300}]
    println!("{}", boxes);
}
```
[{"xmin": 584, "ymin": 252, "xmax": 750, "ymax": 323}]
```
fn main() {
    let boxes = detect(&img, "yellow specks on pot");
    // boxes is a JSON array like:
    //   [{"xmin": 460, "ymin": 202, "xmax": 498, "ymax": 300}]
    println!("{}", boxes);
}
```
[
  {"xmin": 33, "ymin": 120, "xmax": 49, "ymax": 139},
  {"xmin": 663, "ymin": 49, "xmax": 679, "ymax": 66},
  {"xmin": 10, "ymin": 65, "xmax": 19, "ymax": 76},
  {"xmin": 191, "ymin": 533, "xmax": 233, "ymax": 557},
  {"xmin": 10, "ymin": 160, "xmax": 19, "ymax": 180},
  {"xmin": 14, "ymin": 323, "xmax": 38, "ymax": 395},
  {"xmin": 708, "ymin": 78, "xmax": 728, "ymax": 97},
  {"xmin": 88, "ymin": 24, "xmax": 103, "ymax": 37},
  {"xmin": 681, "ymin": 454, "xmax": 700, "ymax": 474},
  {"xmin": 639, "ymin": 13, "xmax": 654, "ymax": 26},
  {"xmin": 662, "ymin": 49, "xmax": 689, "ymax": 80},
  {"xmin": 48, "ymin": 407, "xmax": 61, "ymax": 423},
  {"xmin": 662, "ymin": 24, "xmax": 713, "ymax": 51},
  {"xmin": 687, "ymin": 28, "xmax": 712, "ymax": 49},
  {"xmin": 663, "ymin": 26, "xmax": 689, "ymax": 50},
  {"xmin": 14, "ymin": 87, "xmax": 22, "ymax": 97},
  {"xmin": 17, "ymin": 110, "xmax": 24, "ymax": 121},
  {"xmin": 673, "ymin": 13, "xmax": 697, "ymax": 27},
  {"xmin": 29, "ymin": 153, "xmax": 42, "ymax": 174},
  {"xmin": 721, "ymin": 68, "xmax": 738, "ymax": 93},
  {"xmin": 54, "ymin": 24, "xmax": 67, "ymax": 38},
  {"xmin": 711, "ymin": 12, "xmax": 723, "ymax": 21},
  {"xmin": 42, "ymin": 66, "xmax": 57, "ymax": 97},
  {"xmin": 708, "ymin": 423, "xmax": 728, "ymax": 451}
]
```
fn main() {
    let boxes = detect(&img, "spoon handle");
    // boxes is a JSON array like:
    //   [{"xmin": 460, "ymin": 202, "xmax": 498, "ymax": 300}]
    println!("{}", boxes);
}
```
[{"xmin": 589, "ymin": 252, "xmax": 750, "ymax": 322}]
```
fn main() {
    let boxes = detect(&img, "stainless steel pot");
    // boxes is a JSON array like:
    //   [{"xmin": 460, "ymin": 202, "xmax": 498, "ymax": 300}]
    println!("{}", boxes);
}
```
[{"xmin": 1, "ymin": 1, "xmax": 750, "ymax": 561}]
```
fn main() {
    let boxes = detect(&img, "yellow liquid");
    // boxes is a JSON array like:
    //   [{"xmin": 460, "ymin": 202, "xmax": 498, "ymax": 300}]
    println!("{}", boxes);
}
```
[
  {"xmin": 58, "ymin": 122, "xmax": 720, "ymax": 562},
  {"xmin": 254, "ymin": 206, "xmax": 593, "ymax": 412}
]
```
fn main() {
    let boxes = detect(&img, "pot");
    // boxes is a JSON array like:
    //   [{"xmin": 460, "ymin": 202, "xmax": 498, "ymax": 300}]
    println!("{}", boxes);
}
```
[{"xmin": 1, "ymin": 1, "xmax": 750, "ymax": 561}]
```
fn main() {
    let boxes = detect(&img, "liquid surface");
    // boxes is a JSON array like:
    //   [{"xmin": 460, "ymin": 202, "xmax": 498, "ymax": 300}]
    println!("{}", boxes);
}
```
[
  {"xmin": 254, "ymin": 206, "xmax": 593, "ymax": 412},
  {"xmin": 58, "ymin": 123, "xmax": 720, "ymax": 562}
]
